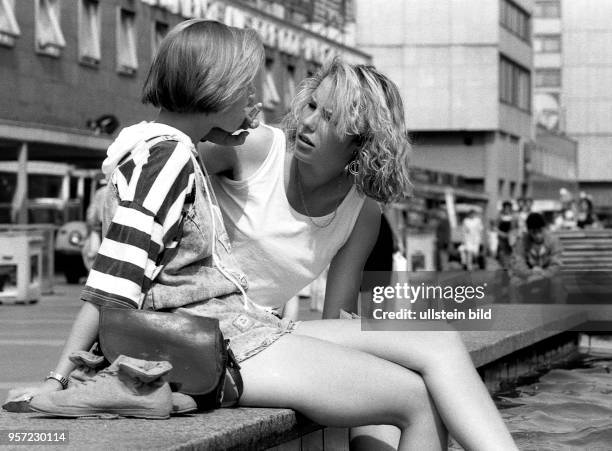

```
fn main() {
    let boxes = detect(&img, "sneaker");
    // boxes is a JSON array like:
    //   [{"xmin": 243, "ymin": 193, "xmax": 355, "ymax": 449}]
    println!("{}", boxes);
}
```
[
  {"xmin": 2, "ymin": 394, "xmax": 33, "ymax": 413},
  {"xmin": 68, "ymin": 350, "xmax": 107, "ymax": 385},
  {"xmin": 29, "ymin": 355, "xmax": 173, "ymax": 419},
  {"xmin": 171, "ymin": 392, "xmax": 197, "ymax": 415}
]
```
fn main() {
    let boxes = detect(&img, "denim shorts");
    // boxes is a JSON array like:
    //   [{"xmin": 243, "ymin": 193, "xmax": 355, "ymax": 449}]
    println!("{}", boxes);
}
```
[{"xmin": 176, "ymin": 294, "xmax": 297, "ymax": 363}]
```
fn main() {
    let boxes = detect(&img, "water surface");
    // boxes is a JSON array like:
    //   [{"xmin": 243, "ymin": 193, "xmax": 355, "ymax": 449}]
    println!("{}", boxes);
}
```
[{"xmin": 452, "ymin": 355, "xmax": 612, "ymax": 450}]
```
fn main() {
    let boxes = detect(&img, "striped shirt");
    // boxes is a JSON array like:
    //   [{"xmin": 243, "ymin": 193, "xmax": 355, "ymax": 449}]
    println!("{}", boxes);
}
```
[{"xmin": 81, "ymin": 138, "xmax": 196, "ymax": 309}]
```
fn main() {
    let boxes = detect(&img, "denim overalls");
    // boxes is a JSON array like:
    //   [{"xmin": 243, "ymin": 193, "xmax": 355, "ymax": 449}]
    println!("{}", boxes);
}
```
[{"xmin": 104, "ymin": 135, "xmax": 295, "ymax": 363}]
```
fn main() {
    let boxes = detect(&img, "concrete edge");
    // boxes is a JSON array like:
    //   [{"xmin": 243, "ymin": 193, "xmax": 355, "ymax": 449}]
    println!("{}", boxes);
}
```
[{"xmin": 465, "ymin": 308, "xmax": 589, "ymax": 368}]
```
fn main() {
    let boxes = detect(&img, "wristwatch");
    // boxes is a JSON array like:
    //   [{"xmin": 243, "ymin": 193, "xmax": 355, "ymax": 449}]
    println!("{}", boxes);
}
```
[{"xmin": 45, "ymin": 371, "xmax": 69, "ymax": 390}]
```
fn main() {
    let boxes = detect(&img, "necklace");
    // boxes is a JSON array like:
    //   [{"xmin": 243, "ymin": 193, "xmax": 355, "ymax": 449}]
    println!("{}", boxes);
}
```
[{"xmin": 294, "ymin": 163, "xmax": 345, "ymax": 228}]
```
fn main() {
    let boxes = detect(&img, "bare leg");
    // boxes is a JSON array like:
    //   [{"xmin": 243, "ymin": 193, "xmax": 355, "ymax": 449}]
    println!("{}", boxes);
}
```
[
  {"xmin": 350, "ymin": 425, "xmax": 401, "ymax": 451},
  {"xmin": 295, "ymin": 321, "xmax": 517, "ymax": 451},
  {"xmin": 239, "ymin": 334, "xmax": 447, "ymax": 451}
]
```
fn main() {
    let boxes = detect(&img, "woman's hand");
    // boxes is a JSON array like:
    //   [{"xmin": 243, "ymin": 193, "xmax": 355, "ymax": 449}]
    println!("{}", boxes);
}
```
[
  {"xmin": 202, "ymin": 102, "xmax": 262, "ymax": 147},
  {"xmin": 202, "ymin": 127, "xmax": 252, "ymax": 146}
]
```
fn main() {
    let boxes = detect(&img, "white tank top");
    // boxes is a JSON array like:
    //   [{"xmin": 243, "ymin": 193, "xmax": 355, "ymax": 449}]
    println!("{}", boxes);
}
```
[{"xmin": 211, "ymin": 125, "xmax": 366, "ymax": 309}]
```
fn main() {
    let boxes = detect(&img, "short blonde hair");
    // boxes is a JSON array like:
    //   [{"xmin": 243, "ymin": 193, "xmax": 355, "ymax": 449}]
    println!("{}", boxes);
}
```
[
  {"xmin": 284, "ymin": 58, "xmax": 411, "ymax": 203},
  {"xmin": 142, "ymin": 20, "xmax": 264, "ymax": 113}
]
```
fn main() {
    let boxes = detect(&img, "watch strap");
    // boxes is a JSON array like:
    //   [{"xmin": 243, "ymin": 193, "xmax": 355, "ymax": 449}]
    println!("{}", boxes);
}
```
[{"xmin": 45, "ymin": 371, "xmax": 69, "ymax": 389}]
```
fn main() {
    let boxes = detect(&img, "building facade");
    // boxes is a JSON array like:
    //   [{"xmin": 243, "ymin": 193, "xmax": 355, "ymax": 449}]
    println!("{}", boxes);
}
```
[
  {"xmin": 534, "ymin": 0, "xmax": 612, "ymax": 215},
  {"xmin": 530, "ymin": 126, "xmax": 578, "ymax": 204},
  {"xmin": 0, "ymin": 0, "xmax": 369, "ymax": 224},
  {"xmin": 355, "ymin": 0, "xmax": 534, "ymax": 222}
]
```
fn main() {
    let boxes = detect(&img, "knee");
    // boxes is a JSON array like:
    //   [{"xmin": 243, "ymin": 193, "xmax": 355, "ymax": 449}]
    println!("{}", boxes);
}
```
[
  {"xmin": 432, "ymin": 329, "xmax": 465, "ymax": 355},
  {"xmin": 417, "ymin": 330, "xmax": 468, "ymax": 374},
  {"xmin": 393, "ymin": 371, "xmax": 434, "ymax": 429}
]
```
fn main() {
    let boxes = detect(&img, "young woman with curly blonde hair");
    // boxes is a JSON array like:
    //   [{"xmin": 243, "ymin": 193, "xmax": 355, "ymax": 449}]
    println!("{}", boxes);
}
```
[{"xmin": 201, "ymin": 58, "xmax": 517, "ymax": 450}]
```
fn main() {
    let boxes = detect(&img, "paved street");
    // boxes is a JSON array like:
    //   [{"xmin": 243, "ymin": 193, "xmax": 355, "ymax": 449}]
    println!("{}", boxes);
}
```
[
  {"xmin": 0, "ymin": 278, "xmax": 322, "ymax": 404},
  {"xmin": 0, "ymin": 280, "xmax": 83, "ymax": 403}
]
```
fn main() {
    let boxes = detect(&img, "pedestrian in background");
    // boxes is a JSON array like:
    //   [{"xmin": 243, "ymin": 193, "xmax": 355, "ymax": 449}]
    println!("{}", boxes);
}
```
[
  {"xmin": 576, "ymin": 195, "xmax": 599, "ymax": 229},
  {"xmin": 515, "ymin": 197, "xmax": 532, "ymax": 234},
  {"xmin": 434, "ymin": 208, "xmax": 452, "ymax": 271},
  {"xmin": 510, "ymin": 212, "xmax": 564, "ymax": 303},
  {"xmin": 81, "ymin": 176, "xmax": 108, "ymax": 270},
  {"xmin": 460, "ymin": 209, "xmax": 483, "ymax": 270},
  {"xmin": 496, "ymin": 200, "xmax": 517, "ymax": 270}
]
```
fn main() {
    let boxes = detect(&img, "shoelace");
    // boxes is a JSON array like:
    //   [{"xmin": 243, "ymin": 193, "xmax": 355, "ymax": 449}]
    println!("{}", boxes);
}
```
[{"xmin": 77, "ymin": 368, "xmax": 116, "ymax": 387}]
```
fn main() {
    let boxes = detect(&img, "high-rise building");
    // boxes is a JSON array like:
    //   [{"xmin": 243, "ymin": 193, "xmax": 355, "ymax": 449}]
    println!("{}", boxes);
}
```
[
  {"xmin": 356, "ymin": 0, "xmax": 535, "ymax": 221},
  {"xmin": 534, "ymin": 0, "xmax": 612, "ymax": 216}
]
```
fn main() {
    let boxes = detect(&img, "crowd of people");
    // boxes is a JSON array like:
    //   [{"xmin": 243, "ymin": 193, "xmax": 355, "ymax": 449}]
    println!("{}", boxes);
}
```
[
  {"xmin": 494, "ymin": 193, "xmax": 600, "ymax": 269},
  {"xmin": 552, "ymin": 189, "xmax": 601, "ymax": 231}
]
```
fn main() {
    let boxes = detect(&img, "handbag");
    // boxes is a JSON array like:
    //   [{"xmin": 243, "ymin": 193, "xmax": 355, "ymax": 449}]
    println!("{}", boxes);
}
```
[{"xmin": 98, "ymin": 307, "xmax": 242, "ymax": 409}]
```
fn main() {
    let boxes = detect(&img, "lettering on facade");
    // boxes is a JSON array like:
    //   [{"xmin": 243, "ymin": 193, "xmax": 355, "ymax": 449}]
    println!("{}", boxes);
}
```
[{"xmin": 139, "ymin": 0, "xmax": 356, "ymax": 64}]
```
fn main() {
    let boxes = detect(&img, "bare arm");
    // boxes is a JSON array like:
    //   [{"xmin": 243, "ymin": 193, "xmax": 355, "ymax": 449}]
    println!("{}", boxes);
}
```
[
  {"xmin": 541, "ymin": 235, "xmax": 562, "ymax": 278},
  {"xmin": 6, "ymin": 302, "xmax": 100, "ymax": 399},
  {"xmin": 281, "ymin": 296, "xmax": 300, "ymax": 321},
  {"xmin": 198, "ymin": 123, "xmax": 274, "ymax": 179},
  {"xmin": 322, "ymin": 199, "xmax": 381, "ymax": 319},
  {"xmin": 510, "ymin": 235, "xmax": 532, "ymax": 278},
  {"xmin": 52, "ymin": 302, "xmax": 100, "ymax": 377}
]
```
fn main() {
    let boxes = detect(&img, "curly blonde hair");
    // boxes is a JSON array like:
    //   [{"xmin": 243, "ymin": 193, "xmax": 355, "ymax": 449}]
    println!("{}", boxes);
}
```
[{"xmin": 283, "ymin": 57, "xmax": 411, "ymax": 203}]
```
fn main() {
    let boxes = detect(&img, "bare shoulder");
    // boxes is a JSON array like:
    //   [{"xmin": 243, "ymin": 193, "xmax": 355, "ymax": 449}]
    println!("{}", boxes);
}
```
[
  {"xmin": 357, "ymin": 198, "xmax": 383, "ymax": 226},
  {"xmin": 231, "ymin": 124, "xmax": 277, "ymax": 180},
  {"xmin": 346, "ymin": 198, "xmax": 382, "ymax": 244},
  {"xmin": 198, "ymin": 124, "xmax": 276, "ymax": 176},
  {"xmin": 248, "ymin": 123, "xmax": 276, "ymax": 150}
]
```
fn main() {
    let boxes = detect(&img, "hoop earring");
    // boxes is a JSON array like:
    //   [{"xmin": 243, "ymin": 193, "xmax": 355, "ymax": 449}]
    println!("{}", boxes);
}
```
[{"xmin": 347, "ymin": 160, "xmax": 360, "ymax": 176}]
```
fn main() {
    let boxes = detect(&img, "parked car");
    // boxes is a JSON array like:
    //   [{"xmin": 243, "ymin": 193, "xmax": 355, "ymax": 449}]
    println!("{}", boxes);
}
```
[{"xmin": 0, "ymin": 161, "xmax": 101, "ymax": 283}]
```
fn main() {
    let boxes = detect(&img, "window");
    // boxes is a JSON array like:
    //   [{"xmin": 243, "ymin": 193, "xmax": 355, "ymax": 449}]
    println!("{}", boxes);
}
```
[
  {"xmin": 500, "ymin": 0, "xmax": 530, "ymax": 41},
  {"xmin": 117, "ymin": 9, "xmax": 137, "ymax": 74},
  {"xmin": 535, "ymin": 1, "xmax": 560, "ymax": 18},
  {"xmin": 534, "ymin": 35, "xmax": 561, "ymax": 53},
  {"xmin": 152, "ymin": 21, "xmax": 168, "ymax": 57},
  {"xmin": 0, "ymin": 0, "xmax": 20, "ymax": 47},
  {"xmin": 78, "ymin": 0, "xmax": 100, "ymax": 66},
  {"xmin": 283, "ymin": 64, "xmax": 296, "ymax": 110},
  {"xmin": 517, "ymin": 70, "xmax": 530, "ymax": 110},
  {"xmin": 535, "ymin": 68, "xmax": 561, "ymax": 87},
  {"xmin": 263, "ymin": 59, "xmax": 280, "ymax": 110},
  {"xmin": 35, "ymin": 0, "xmax": 66, "ymax": 57},
  {"xmin": 499, "ymin": 55, "xmax": 531, "ymax": 111}
]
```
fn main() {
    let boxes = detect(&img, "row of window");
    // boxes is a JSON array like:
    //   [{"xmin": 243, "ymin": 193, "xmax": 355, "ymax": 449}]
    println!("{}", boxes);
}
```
[
  {"xmin": 263, "ymin": 58, "xmax": 296, "ymax": 112},
  {"xmin": 535, "ymin": 68, "xmax": 561, "ymax": 88},
  {"xmin": 500, "ymin": 0, "xmax": 530, "ymax": 41},
  {"xmin": 499, "ymin": 55, "xmax": 531, "ymax": 111},
  {"xmin": 534, "ymin": 34, "xmax": 561, "ymax": 53},
  {"xmin": 534, "ymin": 0, "xmax": 560, "ymax": 18},
  {"xmin": 0, "ymin": 0, "xmax": 169, "ymax": 74}
]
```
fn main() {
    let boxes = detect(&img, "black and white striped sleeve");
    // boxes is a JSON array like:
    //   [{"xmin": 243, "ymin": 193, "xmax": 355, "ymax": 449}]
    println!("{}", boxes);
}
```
[{"xmin": 81, "ymin": 140, "xmax": 195, "ymax": 309}]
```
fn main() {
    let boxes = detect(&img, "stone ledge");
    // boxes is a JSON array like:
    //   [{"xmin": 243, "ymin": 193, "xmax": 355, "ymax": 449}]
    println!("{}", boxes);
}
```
[
  {"xmin": 0, "ymin": 408, "xmax": 318, "ymax": 451},
  {"xmin": 459, "ymin": 304, "xmax": 589, "ymax": 367},
  {"xmin": 0, "ymin": 305, "xmax": 606, "ymax": 451}
]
